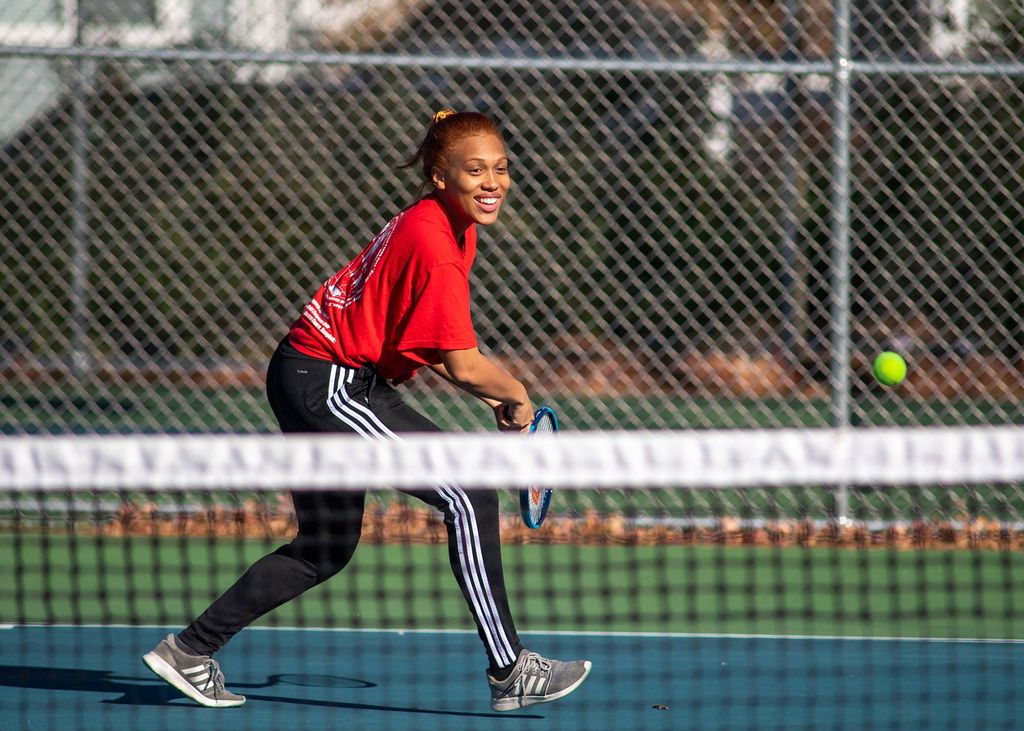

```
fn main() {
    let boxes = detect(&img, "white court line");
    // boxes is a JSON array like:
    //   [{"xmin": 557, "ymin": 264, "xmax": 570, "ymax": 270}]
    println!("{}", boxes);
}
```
[{"xmin": 6, "ymin": 622, "xmax": 1024, "ymax": 644}]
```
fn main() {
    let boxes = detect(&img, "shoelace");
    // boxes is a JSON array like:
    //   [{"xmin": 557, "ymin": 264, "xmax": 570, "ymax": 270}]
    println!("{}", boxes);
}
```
[
  {"xmin": 521, "ymin": 653, "xmax": 552, "ymax": 678},
  {"xmin": 200, "ymin": 660, "xmax": 226, "ymax": 697}
]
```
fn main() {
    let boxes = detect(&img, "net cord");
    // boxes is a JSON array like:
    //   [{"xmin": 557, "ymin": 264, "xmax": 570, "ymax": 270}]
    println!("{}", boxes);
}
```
[{"xmin": 1, "ymin": 427, "xmax": 1022, "ymax": 492}]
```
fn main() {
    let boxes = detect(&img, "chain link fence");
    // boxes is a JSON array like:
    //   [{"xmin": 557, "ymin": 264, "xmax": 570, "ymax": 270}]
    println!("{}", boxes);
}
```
[{"xmin": 1, "ymin": 0, "xmax": 1022, "ymax": 437}]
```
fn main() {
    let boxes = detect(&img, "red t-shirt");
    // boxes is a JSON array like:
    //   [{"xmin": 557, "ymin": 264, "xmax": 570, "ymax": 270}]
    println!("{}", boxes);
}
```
[{"xmin": 287, "ymin": 195, "xmax": 478, "ymax": 381}]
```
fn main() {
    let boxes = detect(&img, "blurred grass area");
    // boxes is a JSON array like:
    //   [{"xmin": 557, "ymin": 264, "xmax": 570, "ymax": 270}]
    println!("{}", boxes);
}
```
[
  {"xmin": 3, "ymin": 533, "xmax": 1023, "ymax": 639},
  {"xmin": 2, "ymin": 383, "xmax": 1020, "ymax": 434}
]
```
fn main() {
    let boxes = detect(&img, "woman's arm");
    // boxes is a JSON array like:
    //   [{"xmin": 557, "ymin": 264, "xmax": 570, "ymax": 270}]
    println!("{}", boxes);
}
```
[
  {"xmin": 427, "ymin": 362, "xmax": 500, "ymax": 408},
  {"xmin": 430, "ymin": 348, "xmax": 533, "ymax": 431}
]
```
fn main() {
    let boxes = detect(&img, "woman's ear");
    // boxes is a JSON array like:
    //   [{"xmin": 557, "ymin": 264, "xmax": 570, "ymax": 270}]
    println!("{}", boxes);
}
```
[{"xmin": 431, "ymin": 167, "xmax": 446, "ymax": 190}]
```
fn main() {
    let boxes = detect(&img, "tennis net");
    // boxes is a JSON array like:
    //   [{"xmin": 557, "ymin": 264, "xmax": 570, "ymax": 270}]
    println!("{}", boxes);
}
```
[{"xmin": 2, "ymin": 427, "xmax": 1024, "ymax": 730}]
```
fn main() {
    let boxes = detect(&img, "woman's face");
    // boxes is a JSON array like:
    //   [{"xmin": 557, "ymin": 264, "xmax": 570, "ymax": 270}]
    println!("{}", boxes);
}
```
[{"xmin": 433, "ymin": 132, "xmax": 510, "ymax": 232}]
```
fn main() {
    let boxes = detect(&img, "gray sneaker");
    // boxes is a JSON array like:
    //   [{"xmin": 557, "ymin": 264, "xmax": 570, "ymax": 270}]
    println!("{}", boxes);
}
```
[
  {"xmin": 143, "ymin": 634, "xmax": 246, "ymax": 708},
  {"xmin": 488, "ymin": 650, "xmax": 592, "ymax": 711}
]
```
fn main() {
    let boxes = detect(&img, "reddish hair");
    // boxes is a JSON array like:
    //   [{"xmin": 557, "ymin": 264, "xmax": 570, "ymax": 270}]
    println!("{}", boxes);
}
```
[{"xmin": 401, "ymin": 109, "xmax": 504, "ymax": 183}]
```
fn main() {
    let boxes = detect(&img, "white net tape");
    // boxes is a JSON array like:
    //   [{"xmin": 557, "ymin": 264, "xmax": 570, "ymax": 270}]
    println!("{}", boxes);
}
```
[{"xmin": 3, "ymin": 427, "xmax": 1023, "ymax": 491}]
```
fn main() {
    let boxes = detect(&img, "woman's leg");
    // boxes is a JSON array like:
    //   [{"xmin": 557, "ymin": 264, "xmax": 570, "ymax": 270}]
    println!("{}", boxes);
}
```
[
  {"xmin": 177, "ymin": 340, "xmax": 367, "ymax": 656},
  {"xmin": 335, "ymin": 373, "xmax": 524, "ymax": 673},
  {"xmin": 177, "ymin": 490, "xmax": 366, "ymax": 656},
  {"xmin": 403, "ymin": 483, "xmax": 524, "ymax": 674}
]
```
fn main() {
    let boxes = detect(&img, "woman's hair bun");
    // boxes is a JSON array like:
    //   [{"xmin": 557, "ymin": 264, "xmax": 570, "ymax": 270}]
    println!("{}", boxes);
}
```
[{"xmin": 432, "ymin": 109, "xmax": 457, "ymax": 124}]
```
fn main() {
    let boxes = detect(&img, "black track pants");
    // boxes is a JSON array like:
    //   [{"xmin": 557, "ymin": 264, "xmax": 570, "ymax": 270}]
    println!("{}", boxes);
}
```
[{"xmin": 178, "ymin": 338, "xmax": 524, "ymax": 672}]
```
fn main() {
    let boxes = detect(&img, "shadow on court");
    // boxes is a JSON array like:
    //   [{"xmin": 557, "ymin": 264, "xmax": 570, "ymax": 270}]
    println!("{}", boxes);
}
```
[
  {"xmin": 8, "ymin": 625, "xmax": 1024, "ymax": 730},
  {"xmin": 0, "ymin": 665, "xmax": 540, "ymax": 719}
]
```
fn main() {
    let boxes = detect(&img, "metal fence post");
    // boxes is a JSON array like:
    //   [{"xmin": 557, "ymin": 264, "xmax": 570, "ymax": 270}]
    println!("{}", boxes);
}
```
[
  {"xmin": 70, "ymin": 0, "xmax": 89, "ymax": 375},
  {"xmin": 831, "ymin": 0, "xmax": 853, "ymax": 523}
]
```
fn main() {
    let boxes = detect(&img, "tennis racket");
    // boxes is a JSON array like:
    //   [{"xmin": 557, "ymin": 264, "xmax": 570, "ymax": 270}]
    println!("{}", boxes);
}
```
[{"xmin": 519, "ymin": 406, "xmax": 558, "ymax": 529}]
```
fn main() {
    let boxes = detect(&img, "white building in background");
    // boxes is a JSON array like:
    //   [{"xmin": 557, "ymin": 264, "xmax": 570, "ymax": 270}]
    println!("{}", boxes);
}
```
[
  {"xmin": 0, "ymin": 0, "xmax": 409, "ymax": 140},
  {"xmin": 701, "ymin": 0, "xmax": 991, "ymax": 163}
]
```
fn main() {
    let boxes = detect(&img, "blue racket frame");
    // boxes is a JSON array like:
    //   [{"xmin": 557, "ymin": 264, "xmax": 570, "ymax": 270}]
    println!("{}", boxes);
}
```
[{"xmin": 519, "ymin": 406, "xmax": 558, "ymax": 529}]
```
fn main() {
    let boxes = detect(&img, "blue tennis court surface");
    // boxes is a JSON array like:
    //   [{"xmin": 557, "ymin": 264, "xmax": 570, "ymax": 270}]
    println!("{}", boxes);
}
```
[{"xmin": 2, "ymin": 624, "xmax": 1023, "ymax": 730}]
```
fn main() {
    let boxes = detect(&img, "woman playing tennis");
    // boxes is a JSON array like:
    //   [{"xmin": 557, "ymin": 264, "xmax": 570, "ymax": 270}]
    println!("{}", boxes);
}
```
[{"xmin": 143, "ymin": 109, "xmax": 591, "ymax": 711}]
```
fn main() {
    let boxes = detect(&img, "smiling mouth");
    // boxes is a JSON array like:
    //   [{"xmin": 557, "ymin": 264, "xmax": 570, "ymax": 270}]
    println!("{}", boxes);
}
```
[{"xmin": 475, "ymin": 196, "xmax": 501, "ymax": 212}]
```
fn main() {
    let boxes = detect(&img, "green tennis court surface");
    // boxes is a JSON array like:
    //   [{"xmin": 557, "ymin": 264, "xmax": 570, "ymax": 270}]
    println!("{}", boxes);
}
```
[{"xmin": 5, "ymin": 536, "xmax": 1024, "ymax": 638}]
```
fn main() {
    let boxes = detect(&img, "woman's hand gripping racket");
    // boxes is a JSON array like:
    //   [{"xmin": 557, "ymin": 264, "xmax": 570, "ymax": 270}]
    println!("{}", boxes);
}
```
[{"xmin": 519, "ymin": 406, "xmax": 558, "ymax": 529}]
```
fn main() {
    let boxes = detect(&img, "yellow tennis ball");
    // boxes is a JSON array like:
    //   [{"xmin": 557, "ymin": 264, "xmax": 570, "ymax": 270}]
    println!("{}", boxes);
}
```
[{"xmin": 872, "ymin": 351, "xmax": 907, "ymax": 387}]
